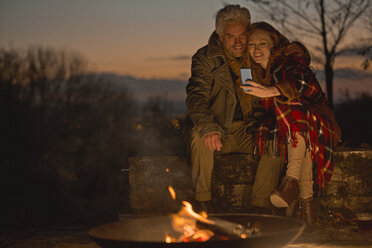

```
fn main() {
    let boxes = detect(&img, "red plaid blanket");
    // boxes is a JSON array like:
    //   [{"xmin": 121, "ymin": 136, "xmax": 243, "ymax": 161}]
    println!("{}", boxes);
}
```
[{"xmin": 256, "ymin": 45, "xmax": 338, "ymax": 189}]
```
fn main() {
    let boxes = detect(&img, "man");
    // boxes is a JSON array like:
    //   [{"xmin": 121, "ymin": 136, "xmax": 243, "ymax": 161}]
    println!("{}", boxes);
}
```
[{"xmin": 185, "ymin": 4, "xmax": 283, "ymax": 212}]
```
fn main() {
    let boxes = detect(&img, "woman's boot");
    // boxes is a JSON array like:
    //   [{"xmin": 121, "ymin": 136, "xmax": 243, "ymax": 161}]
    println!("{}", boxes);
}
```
[
  {"xmin": 300, "ymin": 197, "xmax": 316, "ymax": 231},
  {"xmin": 270, "ymin": 176, "xmax": 299, "ymax": 208}
]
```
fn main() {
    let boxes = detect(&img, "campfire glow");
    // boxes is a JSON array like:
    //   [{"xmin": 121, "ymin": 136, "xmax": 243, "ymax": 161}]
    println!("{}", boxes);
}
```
[
  {"xmin": 167, "ymin": 186, "xmax": 215, "ymax": 242},
  {"xmin": 166, "ymin": 186, "xmax": 260, "ymax": 243},
  {"xmin": 168, "ymin": 186, "xmax": 176, "ymax": 200},
  {"xmin": 170, "ymin": 202, "xmax": 215, "ymax": 242},
  {"xmin": 181, "ymin": 201, "xmax": 215, "ymax": 225},
  {"xmin": 165, "ymin": 233, "xmax": 172, "ymax": 243}
]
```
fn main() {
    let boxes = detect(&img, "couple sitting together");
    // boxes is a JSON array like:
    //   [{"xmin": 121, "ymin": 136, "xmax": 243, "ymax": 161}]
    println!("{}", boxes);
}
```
[{"xmin": 184, "ymin": 4, "xmax": 341, "ymax": 230}]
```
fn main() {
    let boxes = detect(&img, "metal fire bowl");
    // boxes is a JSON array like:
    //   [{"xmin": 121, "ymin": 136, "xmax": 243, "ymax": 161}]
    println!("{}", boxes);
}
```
[{"xmin": 89, "ymin": 213, "xmax": 305, "ymax": 248}]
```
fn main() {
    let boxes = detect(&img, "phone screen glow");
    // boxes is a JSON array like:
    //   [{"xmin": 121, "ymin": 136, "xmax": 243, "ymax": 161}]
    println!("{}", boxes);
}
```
[{"xmin": 240, "ymin": 68, "xmax": 252, "ymax": 85}]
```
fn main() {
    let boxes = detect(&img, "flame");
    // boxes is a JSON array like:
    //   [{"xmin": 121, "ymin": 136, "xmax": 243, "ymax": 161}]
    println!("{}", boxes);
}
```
[
  {"xmin": 169, "ymin": 201, "xmax": 215, "ymax": 242},
  {"xmin": 165, "ymin": 233, "xmax": 172, "ymax": 243},
  {"xmin": 168, "ymin": 186, "xmax": 176, "ymax": 200},
  {"xmin": 167, "ymin": 200, "xmax": 259, "ymax": 242},
  {"xmin": 136, "ymin": 123, "xmax": 143, "ymax": 131},
  {"xmin": 165, "ymin": 168, "xmax": 169, "ymax": 172},
  {"xmin": 182, "ymin": 201, "xmax": 215, "ymax": 225},
  {"xmin": 171, "ymin": 119, "xmax": 181, "ymax": 129},
  {"xmin": 193, "ymin": 229, "xmax": 215, "ymax": 240}
]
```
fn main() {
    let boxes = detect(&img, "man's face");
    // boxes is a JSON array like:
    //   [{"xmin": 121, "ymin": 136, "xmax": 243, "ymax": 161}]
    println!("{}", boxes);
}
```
[
  {"xmin": 247, "ymin": 30, "xmax": 273, "ymax": 69},
  {"xmin": 219, "ymin": 21, "xmax": 248, "ymax": 58}
]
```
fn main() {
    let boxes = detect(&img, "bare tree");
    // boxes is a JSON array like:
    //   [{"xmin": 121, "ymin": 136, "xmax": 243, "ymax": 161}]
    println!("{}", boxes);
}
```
[
  {"xmin": 24, "ymin": 46, "xmax": 89, "ymax": 105},
  {"xmin": 245, "ymin": 0, "xmax": 372, "ymax": 107}
]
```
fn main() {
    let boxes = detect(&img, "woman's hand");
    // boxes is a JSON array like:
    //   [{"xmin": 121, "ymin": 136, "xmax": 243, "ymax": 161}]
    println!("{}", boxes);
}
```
[{"xmin": 241, "ymin": 80, "xmax": 281, "ymax": 98}]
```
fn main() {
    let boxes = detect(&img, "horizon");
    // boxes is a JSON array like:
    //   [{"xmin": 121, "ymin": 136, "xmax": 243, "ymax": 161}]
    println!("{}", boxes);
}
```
[{"xmin": 94, "ymin": 69, "xmax": 372, "ymax": 108}]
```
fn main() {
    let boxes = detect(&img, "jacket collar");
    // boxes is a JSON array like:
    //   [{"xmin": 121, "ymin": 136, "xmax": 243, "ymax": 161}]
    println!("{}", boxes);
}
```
[
  {"xmin": 206, "ymin": 31, "xmax": 236, "ymax": 96},
  {"xmin": 207, "ymin": 32, "xmax": 225, "ymax": 59}
]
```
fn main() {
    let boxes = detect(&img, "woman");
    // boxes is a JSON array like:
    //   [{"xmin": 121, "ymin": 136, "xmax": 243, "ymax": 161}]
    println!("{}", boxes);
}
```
[{"xmin": 241, "ymin": 22, "xmax": 341, "ymax": 229}]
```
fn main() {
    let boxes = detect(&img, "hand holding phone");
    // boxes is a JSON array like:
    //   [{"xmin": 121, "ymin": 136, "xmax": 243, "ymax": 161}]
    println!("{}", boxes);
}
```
[{"xmin": 240, "ymin": 68, "xmax": 252, "ymax": 86}]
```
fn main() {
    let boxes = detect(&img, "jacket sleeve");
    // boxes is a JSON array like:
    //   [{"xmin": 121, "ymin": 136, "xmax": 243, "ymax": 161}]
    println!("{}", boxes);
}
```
[
  {"xmin": 274, "ymin": 42, "xmax": 323, "ymax": 104},
  {"xmin": 186, "ymin": 51, "xmax": 223, "ymax": 138}
]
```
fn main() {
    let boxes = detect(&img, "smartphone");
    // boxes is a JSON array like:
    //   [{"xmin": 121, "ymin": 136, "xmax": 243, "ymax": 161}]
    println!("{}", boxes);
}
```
[{"xmin": 240, "ymin": 68, "xmax": 252, "ymax": 86}]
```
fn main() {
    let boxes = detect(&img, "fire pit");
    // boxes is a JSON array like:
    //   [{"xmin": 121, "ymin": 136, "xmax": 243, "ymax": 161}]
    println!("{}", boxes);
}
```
[{"xmin": 89, "ymin": 213, "xmax": 305, "ymax": 248}]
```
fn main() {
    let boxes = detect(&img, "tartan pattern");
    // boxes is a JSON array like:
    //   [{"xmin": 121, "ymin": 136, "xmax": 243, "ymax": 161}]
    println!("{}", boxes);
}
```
[{"xmin": 256, "ymin": 48, "xmax": 336, "ymax": 189}]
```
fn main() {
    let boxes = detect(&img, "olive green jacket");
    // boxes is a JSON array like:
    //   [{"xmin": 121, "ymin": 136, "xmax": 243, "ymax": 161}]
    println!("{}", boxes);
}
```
[{"xmin": 186, "ymin": 32, "xmax": 238, "ymax": 140}]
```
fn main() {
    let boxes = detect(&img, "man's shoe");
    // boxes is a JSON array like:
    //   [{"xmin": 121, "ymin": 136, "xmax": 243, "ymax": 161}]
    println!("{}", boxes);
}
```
[{"xmin": 270, "ymin": 176, "xmax": 299, "ymax": 208}]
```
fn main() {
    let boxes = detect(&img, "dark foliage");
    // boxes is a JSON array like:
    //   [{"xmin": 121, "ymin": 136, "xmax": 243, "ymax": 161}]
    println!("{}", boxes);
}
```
[
  {"xmin": 0, "ymin": 46, "xmax": 187, "ymax": 228},
  {"xmin": 0, "ymin": 46, "xmax": 137, "ymax": 227},
  {"xmin": 334, "ymin": 92, "xmax": 372, "ymax": 147}
]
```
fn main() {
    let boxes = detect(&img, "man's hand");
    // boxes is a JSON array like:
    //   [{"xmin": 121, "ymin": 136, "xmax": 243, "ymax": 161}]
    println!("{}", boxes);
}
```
[
  {"xmin": 203, "ymin": 132, "xmax": 222, "ymax": 152},
  {"xmin": 241, "ymin": 81, "xmax": 280, "ymax": 98}
]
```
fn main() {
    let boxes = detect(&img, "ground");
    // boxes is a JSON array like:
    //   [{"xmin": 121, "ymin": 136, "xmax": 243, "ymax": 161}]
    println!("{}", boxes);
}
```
[{"xmin": 1, "ymin": 223, "xmax": 371, "ymax": 248}]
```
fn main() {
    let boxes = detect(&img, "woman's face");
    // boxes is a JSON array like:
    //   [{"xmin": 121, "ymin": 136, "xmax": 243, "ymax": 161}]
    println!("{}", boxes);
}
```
[{"xmin": 248, "ymin": 30, "xmax": 273, "ymax": 69}]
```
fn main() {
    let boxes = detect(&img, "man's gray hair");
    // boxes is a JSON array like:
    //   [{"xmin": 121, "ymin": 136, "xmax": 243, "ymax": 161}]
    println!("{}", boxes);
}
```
[{"xmin": 215, "ymin": 4, "xmax": 251, "ymax": 36}]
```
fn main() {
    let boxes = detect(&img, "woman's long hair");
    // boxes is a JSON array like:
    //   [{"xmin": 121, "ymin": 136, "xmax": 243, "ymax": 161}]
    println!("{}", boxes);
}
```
[{"xmin": 247, "ymin": 22, "xmax": 289, "ymax": 86}]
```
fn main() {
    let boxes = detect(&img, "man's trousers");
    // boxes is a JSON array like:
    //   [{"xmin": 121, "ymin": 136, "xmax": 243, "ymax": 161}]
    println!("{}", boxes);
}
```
[{"xmin": 190, "ymin": 121, "xmax": 284, "ymax": 208}]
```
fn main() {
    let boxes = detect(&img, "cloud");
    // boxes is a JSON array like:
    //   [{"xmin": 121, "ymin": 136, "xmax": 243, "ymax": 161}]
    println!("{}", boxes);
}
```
[
  {"xmin": 178, "ymin": 72, "xmax": 189, "ymax": 79},
  {"xmin": 337, "ymin": 46, "xmax": 372, "ymax": 57},
  {"xmin": 146, "ymin": 55, "xmax": 191, "ymax": 62},
  {"xmin": 315, "ymin": 68, "xmax": 372, "ymax": 81},
  {"xmin": 169, "ymin": 55, "xmax": 190, "ymax": 61}
]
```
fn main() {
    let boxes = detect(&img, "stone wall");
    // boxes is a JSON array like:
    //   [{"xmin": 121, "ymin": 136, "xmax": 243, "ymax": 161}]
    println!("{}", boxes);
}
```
[
  {"xmin": 127, "ymin": 149, "xmax": 372, "ymax": 215},
  {"xmin": 320, "ymin": 149, "xmax": 372, "ymax": 213},
  {"xmin": 210, "ymin": 154, "xmax": 259, "ymax": 213},
  {"xmin": 128, "ymin": 156, "xmax": 193, "ymax": 214}
]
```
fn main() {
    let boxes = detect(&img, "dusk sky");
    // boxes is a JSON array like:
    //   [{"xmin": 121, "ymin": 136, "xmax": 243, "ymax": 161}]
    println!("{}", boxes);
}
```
[
  {"xmin": 1, "ymin": 0, "xmax": 371, "ymax": 99},
  {"xmin": 1, "ymin": 0, "xmax": 251, "ymax": 79}
]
